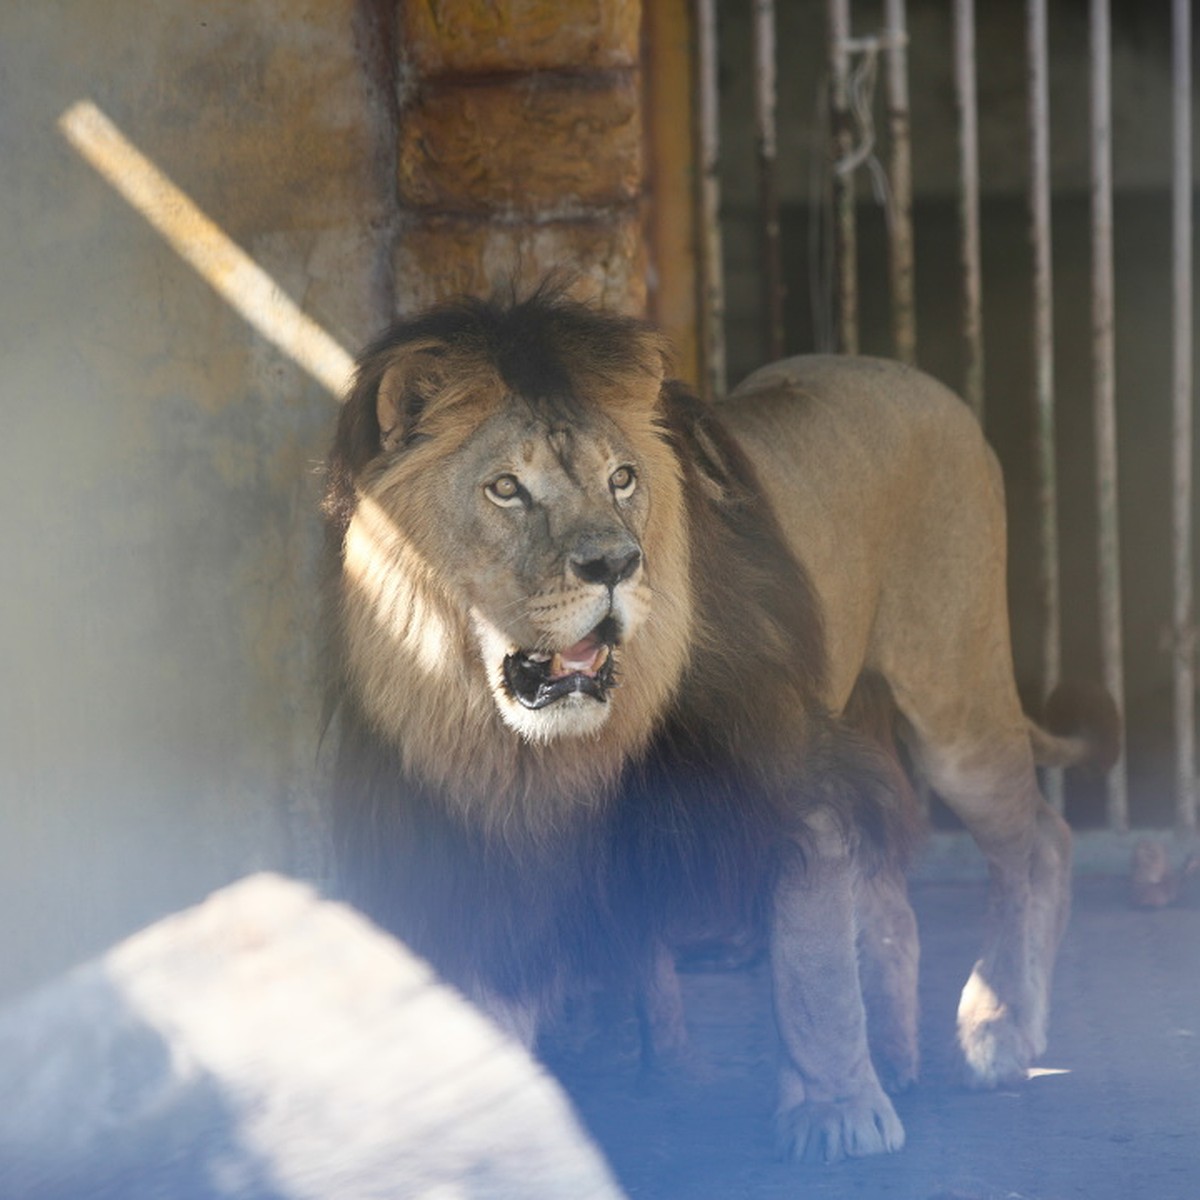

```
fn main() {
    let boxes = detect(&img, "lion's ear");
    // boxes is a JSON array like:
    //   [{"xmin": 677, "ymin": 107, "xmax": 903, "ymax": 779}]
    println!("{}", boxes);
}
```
[
  {"xmin": 637, "ymin": 331, "xmax": 672, "ymax": 390},
  {"xmin": 376, "ymin": 363, "xmax": 409, "ymax": 453},
  {"xmin": 688, "ymin": 422, "xmax": 739, "ymax": 504},
  {"xmin": 375, "ymin": 341, "xmax": 447, "ymax": 452},
  {"xmin": 660, "ymin": 380, "xmax": 742, "ymax": 505}
]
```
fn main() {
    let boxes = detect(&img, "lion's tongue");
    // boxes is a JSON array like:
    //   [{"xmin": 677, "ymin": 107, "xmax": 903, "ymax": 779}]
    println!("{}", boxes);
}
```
[{"xmin": 550, "ymin": 635, "xmax": 607, "ymax": 679}]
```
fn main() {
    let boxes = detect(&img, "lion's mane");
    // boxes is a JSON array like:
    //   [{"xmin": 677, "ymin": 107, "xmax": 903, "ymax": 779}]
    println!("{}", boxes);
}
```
[{"xmin": 323, "ymin": 291, "xmax": 908, "ymax": 1010}]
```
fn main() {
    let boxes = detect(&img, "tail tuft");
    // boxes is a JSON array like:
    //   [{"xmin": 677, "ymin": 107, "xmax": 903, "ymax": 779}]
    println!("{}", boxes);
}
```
[{"xmin": 1041, "ymin": 682, "xmax": 1122, "ymax": 772}]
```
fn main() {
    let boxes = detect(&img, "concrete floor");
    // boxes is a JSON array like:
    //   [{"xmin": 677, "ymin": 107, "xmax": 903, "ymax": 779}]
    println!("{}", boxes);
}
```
[{"xmin": 551, "ymin": 874, "xmax": 1200, "ymax": 1200}]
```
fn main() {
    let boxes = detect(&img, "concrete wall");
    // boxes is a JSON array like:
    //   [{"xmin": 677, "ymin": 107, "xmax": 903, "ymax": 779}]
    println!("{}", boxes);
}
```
[
  {"xmin": 0, "ymin": 1, "xmax": 391, "ymax": 1000},
  {"xmin": 0, "ymin": 0, "xmax": 678, "ymax": 1005}
]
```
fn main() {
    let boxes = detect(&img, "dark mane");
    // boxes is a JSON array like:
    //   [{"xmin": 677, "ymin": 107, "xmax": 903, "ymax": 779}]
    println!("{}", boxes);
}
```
[{"xmin": 607, "ymin": 382, "xmax": 912, "ymax": 940}]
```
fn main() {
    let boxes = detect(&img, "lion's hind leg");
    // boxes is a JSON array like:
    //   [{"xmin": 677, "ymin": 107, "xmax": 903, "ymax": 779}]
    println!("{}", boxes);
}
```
[
  {"xmin": 904, "ymin": 721, "xmax": 1071, "ymax": 1087},
  {"xmin": 867, "ymin": 436, "xmax": 1072, "ymax": 1088}
]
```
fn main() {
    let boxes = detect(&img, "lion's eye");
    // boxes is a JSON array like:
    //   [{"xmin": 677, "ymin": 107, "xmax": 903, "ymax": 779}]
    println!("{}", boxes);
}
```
[
  {"xmin": 485, "ymin": 474, "xmax": 525, "ymax": 507},
  {"xmin": 610, "ymin": 465, "xmax": 637, "ymax": 498}
]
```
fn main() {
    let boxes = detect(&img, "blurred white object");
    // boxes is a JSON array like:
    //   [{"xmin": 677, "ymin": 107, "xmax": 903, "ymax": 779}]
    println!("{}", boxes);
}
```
[{"xmin": 0, "ymin": 873, "xmax": 624, "ymax": 1199}]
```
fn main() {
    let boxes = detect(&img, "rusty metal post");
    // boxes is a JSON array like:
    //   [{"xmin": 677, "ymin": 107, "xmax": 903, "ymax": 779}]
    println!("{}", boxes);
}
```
[
  {"xmin": 883, "ymin": 0, "xmax": 916, "ymax": 366},
  {"xmin": 753, "ymin": 0, "xmax": 785, "ymax": 363},
  {"xmin": 1171, "ymin": 0, "xmax": 1195, "ymax": 831},
  {"xmin": 1026, "ymin": 0, "xmax": 1063, "ymax": 813},
  {"xmin": 954, "ymin": 0, "xmax": 984, "ymax": 418},
  {"xmin": 695, "ymin": 0, "xmax": 727, "ymax": 398},
  {"xmin": 644, "ymin": 0, "xmax": 703, "ymax": 390},
  {"xmin": 1089, "ymin": 0, "xmax": 1128, "ymax": 830},
  {"xmin": 827, "ymin": 0, "xmax": 858, "ymax": 355}
]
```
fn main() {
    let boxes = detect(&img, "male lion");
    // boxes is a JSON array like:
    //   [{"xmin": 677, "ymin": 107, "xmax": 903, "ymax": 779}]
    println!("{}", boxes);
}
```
[{"xmin": 323, "ymin": 291, "xmax": 1111, "ymax": 1164}]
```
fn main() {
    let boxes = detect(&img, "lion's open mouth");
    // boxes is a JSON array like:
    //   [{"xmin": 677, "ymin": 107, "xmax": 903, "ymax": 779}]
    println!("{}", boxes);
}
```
[{"xmin": 503, "ymin": 618, "xmax": 620, "ymax": 710}]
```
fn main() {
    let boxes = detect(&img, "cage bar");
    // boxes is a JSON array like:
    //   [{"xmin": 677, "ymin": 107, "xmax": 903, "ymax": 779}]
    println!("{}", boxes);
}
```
[
  {"xmin": 1026, "ymin": 0, "xmax": 1063, "ymax": 813},
  {"xmin": 1089, "ymin": 0, "xmax": 1128, "ymax": 830},
  {"xmin": 753, "ymin": 0, "xmax": 785, "ymax": 363},
  {"xmin": 695, "ymin": 0, "xmax": 727, "ymax": 398},
  {"xmin": 953, "ymin": 0, "xmax": 983, "ymax": 417},
  {"xmin": 1171, "ymin": 0, "xmax": 1195, "ymax": 831},
  {"xmin": 827, "ymin": 0, "xmax": 858, "ymax": 355},
  {"xmin": 883, "ymin": 0, "xmax": 916, "ymax": 366}
]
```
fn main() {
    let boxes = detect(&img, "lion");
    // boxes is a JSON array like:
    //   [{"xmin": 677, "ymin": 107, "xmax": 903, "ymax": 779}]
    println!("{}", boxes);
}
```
[{"xmin": 322, "ymin": 289, "xmax": 1114, "ymax": 1164}]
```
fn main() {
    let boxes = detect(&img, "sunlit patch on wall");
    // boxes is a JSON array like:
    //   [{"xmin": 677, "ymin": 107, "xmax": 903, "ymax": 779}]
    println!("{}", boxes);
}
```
[{"xmin": 57, "ymin": 100, "xmax": 354, "ymax": 397}]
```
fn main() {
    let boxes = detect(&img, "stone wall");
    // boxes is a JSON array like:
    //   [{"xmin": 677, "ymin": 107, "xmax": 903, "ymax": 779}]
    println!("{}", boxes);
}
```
[{"xmin": 392, "ymin": 0, "xmax": 649, "ymax": 315}]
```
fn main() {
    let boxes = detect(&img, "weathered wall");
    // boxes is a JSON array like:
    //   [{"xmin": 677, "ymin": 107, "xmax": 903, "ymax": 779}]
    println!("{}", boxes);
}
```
[
  {"xmin": 0, "ymin": 1, "xmax": 391, "ymax": 1000},
  {"xmin": 0, "ymin": 0, "xmax": 705, "ymax": 1005}
]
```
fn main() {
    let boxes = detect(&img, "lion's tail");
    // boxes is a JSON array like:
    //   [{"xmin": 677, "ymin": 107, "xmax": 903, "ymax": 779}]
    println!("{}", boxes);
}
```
[{"xmin": 1027, "ymin": 682, "xmax": 1121, "ymax": 772}]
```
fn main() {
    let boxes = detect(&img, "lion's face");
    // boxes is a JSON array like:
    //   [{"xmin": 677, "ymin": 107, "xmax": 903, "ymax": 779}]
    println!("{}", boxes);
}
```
[
  {"xmin": 436, "ymin": 401, "xmax": 656, "ymax": 741},
  {"xmin": 338, "ymin": 306, "xmax": 693, "ymax": 758}
]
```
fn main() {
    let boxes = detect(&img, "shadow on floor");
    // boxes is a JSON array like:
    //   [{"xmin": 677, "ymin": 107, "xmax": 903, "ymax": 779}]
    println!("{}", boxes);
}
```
[{"xmin": 549, "ymin": 876, "xmax": 1200, "ymax": 1199}]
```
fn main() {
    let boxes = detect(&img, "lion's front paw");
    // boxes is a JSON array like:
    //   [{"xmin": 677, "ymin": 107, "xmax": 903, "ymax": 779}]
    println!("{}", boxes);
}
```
[
  {"xmin": 775, "ymin": 1085, "xmax": 905, "ymax": 1164},
  {"xmin": 957, "ymin": 968, "xmax": 1038, "ymax": 1088}
]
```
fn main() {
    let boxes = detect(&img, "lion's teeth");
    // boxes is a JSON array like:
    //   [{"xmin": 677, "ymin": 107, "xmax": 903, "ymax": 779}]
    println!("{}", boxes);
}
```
[
  {"xmin": 550, "ymin": 653, "xmax": 565, "ymax": 677},
  {"xmin": 595, "ymin": 644, "xmax": 611, "ymax": 669}
]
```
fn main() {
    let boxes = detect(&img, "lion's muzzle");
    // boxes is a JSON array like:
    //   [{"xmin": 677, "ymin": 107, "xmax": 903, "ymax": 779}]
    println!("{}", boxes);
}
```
[{"xmin": 503, "ymin": 618, "xmax": 620, "ymax": 710}]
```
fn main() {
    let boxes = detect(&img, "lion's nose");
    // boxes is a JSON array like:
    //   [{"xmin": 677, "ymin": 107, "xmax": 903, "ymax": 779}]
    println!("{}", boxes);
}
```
[{"xmin": 570, "ymin": 545, "xmax": 642, "ymax": 587}]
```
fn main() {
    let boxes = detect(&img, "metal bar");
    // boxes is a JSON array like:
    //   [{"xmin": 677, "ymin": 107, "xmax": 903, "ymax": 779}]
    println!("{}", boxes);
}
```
[
  {"xmin": 695, "ymin": 0, "xmax": 726, "ymax": 399},
  {"xmin": 954, "ymin": 0, "xmax": 984, "ymax": 417},
  {"xmin": 753, "ymin": 0, "xmax": 785, "ymax": 363},
  {"xmin": 883, "ymin": 0, "xmax": 916, "ymax": 366},
  {"xmin": 1089, "ymin": 0, "xmax": 1128, "ymax": 830},
  {"xmin": 1026, "ymin": 0, "xmax": 1063, "ymax": 813},
  {"xmin": 1171, "ymin": 0, "xmax": 1195, "ymax": 831},
  {"xmin": 827, "ymin": 0, "xmax": 858, "ymax": 355}
]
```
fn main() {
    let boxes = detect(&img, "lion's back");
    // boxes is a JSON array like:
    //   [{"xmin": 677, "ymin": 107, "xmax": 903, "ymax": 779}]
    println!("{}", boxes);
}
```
[
  {"xmin": 718, "ymin": 355, "xmax": 1006, "ymax": 708},
  {"xmin": 723, "ymin": 355, "xmax": 983, "ymax": 470}
]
